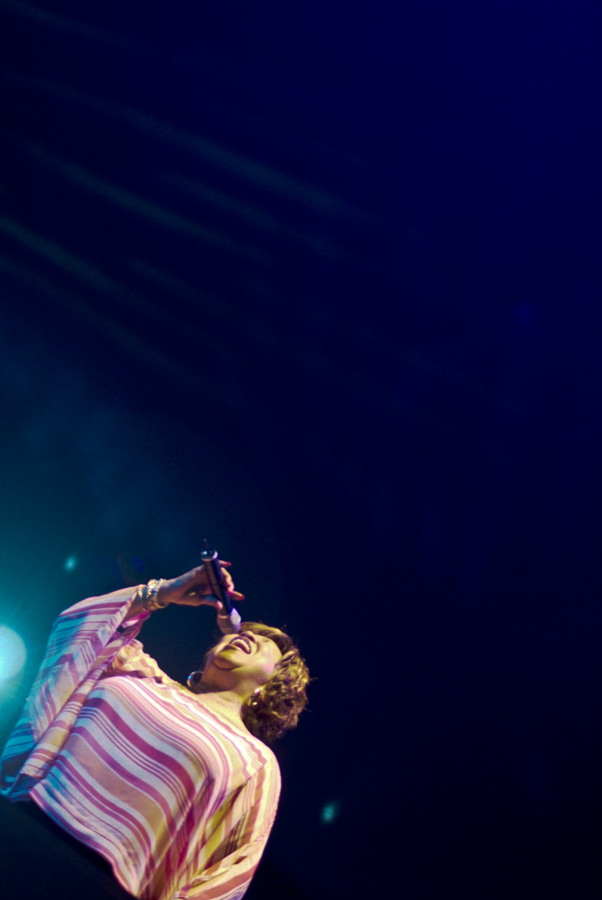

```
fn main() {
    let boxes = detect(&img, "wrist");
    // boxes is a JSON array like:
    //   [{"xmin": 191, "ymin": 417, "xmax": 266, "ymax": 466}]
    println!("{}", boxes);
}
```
[{"xmin": 136, "ymin": 579, "xmax": 169, "ymax": 612}]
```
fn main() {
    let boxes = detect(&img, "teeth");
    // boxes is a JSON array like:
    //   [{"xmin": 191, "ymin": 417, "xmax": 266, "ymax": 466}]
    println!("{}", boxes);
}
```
[{"xmin": 232, "ymin": 637, "xmax": 251, "ymax": 652}]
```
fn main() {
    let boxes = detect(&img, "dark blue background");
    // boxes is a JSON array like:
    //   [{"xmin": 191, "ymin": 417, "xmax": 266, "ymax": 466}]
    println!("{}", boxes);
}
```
[{"xmin": 1, "ymin": 2, "xmax": 602, "ymax": 897}]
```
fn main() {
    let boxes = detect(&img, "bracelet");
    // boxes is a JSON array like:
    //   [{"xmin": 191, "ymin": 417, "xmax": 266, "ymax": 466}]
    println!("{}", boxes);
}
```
[{"xmin": 137, "ymin": 578, "xmax": 168, "ymax": 612}]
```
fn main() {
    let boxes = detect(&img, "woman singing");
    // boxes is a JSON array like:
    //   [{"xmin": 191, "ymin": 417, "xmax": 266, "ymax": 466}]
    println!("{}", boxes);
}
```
[{"xmin": 0, "ymin": 562, "xmax": 310, "ymax": 899}]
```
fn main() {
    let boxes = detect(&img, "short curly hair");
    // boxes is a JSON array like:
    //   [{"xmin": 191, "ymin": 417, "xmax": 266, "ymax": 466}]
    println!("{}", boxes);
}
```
[
  {"xmin": 190, "ymin": 622, "xmax": 310, "ymax": 744},
  {"xmin": 239, "ymin": 622, "xmax": 310, "ymax": 744}
]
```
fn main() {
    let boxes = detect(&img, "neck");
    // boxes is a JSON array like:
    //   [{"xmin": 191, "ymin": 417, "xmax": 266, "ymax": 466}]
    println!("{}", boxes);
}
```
[
  {"xmin": 193, "ymin": 682, "xmax": 257, "ymax": 713},
  {"xmin": 195, "ymin": 683, "xmax": 241, "ymax": 702},
  {"xmin": 193, "ymin": 686, "xmax": 254, "ymax": 727},
  {"xmin": 197, "ymin": 671, "xmax": 260, "ymax": 705}
]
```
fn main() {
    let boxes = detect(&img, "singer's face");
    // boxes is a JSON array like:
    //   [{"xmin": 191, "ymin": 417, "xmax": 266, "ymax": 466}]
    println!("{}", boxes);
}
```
[{"xmin": 206, "ymin": 630, "xmax": 283, "ymax": 685}]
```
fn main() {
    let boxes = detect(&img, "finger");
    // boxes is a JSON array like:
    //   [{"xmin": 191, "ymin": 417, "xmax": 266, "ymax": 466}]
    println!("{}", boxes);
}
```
[
  {"xmin": 231, "ymin": 592, "xmax": 245, "ymax": 600},
  {"xmin": 186, "ymin": 583, "xmax": 211, "ymax": 597},
  {"xmin": 222, "ymin": 571, "xmax": 235, "ymax": 591},
  {"xmin": 196, "ymin": 594, "xmax": 219, "ymax": 608},
  {"xmin": 218, "ymin": 560, "xmax": 232, "ymax": 567}
]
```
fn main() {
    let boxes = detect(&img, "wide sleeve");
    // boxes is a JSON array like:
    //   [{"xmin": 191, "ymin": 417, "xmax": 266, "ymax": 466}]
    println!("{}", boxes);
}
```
[
  {"xmin": 0, "ymin": 587, "xmax": 148, "ymax": 797},
  {"xmin": 104, "ymin": 636, "xmax": 166, "ymax": 680},
  {"xmin": 174, "ymin": 754, "xmax": 281, "ymax": 900}
]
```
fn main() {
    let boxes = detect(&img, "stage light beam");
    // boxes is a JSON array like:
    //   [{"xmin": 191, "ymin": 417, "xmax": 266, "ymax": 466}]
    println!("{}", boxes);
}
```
[{"xmin": 0, "ymin": 627, "xmax": 27, "ymax": 685}]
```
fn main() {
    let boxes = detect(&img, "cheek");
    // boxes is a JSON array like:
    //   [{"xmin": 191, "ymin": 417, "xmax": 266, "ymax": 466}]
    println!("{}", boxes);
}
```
[
  {"xmin": 264, "ymin": 653, "xmax": 282, "ymax": 677},
  {"xmin": 253, "ymin": 652, "xmax": 279, "ymax": 681}
]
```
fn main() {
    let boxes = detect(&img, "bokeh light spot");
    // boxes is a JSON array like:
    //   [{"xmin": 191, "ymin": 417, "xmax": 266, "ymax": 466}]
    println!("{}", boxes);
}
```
[
  {"xmin": 320, "ymin": 801, "xmax": 340, "ymax": 824},
  {"xmin": 64, "ymin": 555, "xmax": 78, "ymax": 571},
  {"xmin": 0, "ymin": 627, "xmax": 27, "ymax": 684}
]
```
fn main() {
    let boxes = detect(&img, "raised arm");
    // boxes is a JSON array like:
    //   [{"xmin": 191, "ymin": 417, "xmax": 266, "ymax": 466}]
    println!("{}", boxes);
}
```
[
  {"xmin": 1, "ymin": 562, "xmax": 243, "ymax": 797},
  {"xmin": 123, "ymin": 560, "xmax": 244, "ymax": 629},
  {"xmin": 0, "ymin": 586, "xmax": 144, "ymax": 795}
]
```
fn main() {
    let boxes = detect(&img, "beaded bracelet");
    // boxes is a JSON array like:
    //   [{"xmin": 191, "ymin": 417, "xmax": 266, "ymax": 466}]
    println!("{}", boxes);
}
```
[{"xmin": 137, "ymin": 578, "xmax": 168, "ymax": 612}]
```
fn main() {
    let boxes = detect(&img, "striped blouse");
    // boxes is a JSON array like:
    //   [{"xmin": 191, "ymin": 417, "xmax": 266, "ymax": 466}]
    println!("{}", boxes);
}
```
[{"xmin": 0, "ymin": 588, "xmax": 281, "ymax": 900}]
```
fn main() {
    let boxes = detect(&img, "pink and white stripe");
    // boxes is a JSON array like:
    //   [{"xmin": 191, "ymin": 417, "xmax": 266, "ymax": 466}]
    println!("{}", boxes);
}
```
[{"xmin": 1, "ymin": 589, "xmax": 280, "ymax": 900}]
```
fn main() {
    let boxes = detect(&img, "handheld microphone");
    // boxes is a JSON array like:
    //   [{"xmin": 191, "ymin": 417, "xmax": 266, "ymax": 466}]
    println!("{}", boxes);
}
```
[{"xmin": 201, "ymin": 540, "xmax": 241, "ymax": 634}]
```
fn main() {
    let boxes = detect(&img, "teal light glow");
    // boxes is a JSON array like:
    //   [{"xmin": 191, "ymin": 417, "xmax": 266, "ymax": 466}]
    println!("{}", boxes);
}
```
[
  {"xmin": 64, "ymin": 555, "xmax": 78, "ymax": 571},
  {"xmin": 0, "ymin": 627, "xmax": 27, "ymax": 684},
  {"xmin": 320, "ymin": 801, "xmax": 340, "ymax": 824}
]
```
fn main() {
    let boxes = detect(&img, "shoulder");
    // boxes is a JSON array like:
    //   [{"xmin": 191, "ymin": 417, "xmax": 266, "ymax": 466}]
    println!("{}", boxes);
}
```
[
  {"xmin": 234, "ymin": 724, "xmax": 281, "ymax": 784},
  {"xmin": 252, "ymin": 740, "xmax": 281, "ymax": 787}
]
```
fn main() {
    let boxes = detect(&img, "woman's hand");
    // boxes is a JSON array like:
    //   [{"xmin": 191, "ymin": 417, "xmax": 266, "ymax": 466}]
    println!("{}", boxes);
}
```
[{"xmin": 156, "ymin": 562, "xmax": 244, "ymax": 610}]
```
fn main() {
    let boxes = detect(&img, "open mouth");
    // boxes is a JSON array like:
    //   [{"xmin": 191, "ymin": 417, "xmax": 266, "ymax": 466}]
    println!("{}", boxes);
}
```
[{"xmin": 228, "ymin": 635, "xmax": 253, "ymax": 654}]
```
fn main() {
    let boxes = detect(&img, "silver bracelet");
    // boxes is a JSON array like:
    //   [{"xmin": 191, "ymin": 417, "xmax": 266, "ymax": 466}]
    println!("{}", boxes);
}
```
[{"xmin": 137, "ymin": 578, "xmax": 168, "ymax": 612}]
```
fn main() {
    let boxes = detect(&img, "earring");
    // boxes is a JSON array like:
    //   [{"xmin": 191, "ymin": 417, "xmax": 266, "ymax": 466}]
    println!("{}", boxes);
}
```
[{"xmin": 187, "ymin": 670, "xmax": 204, "ymax": 691}]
